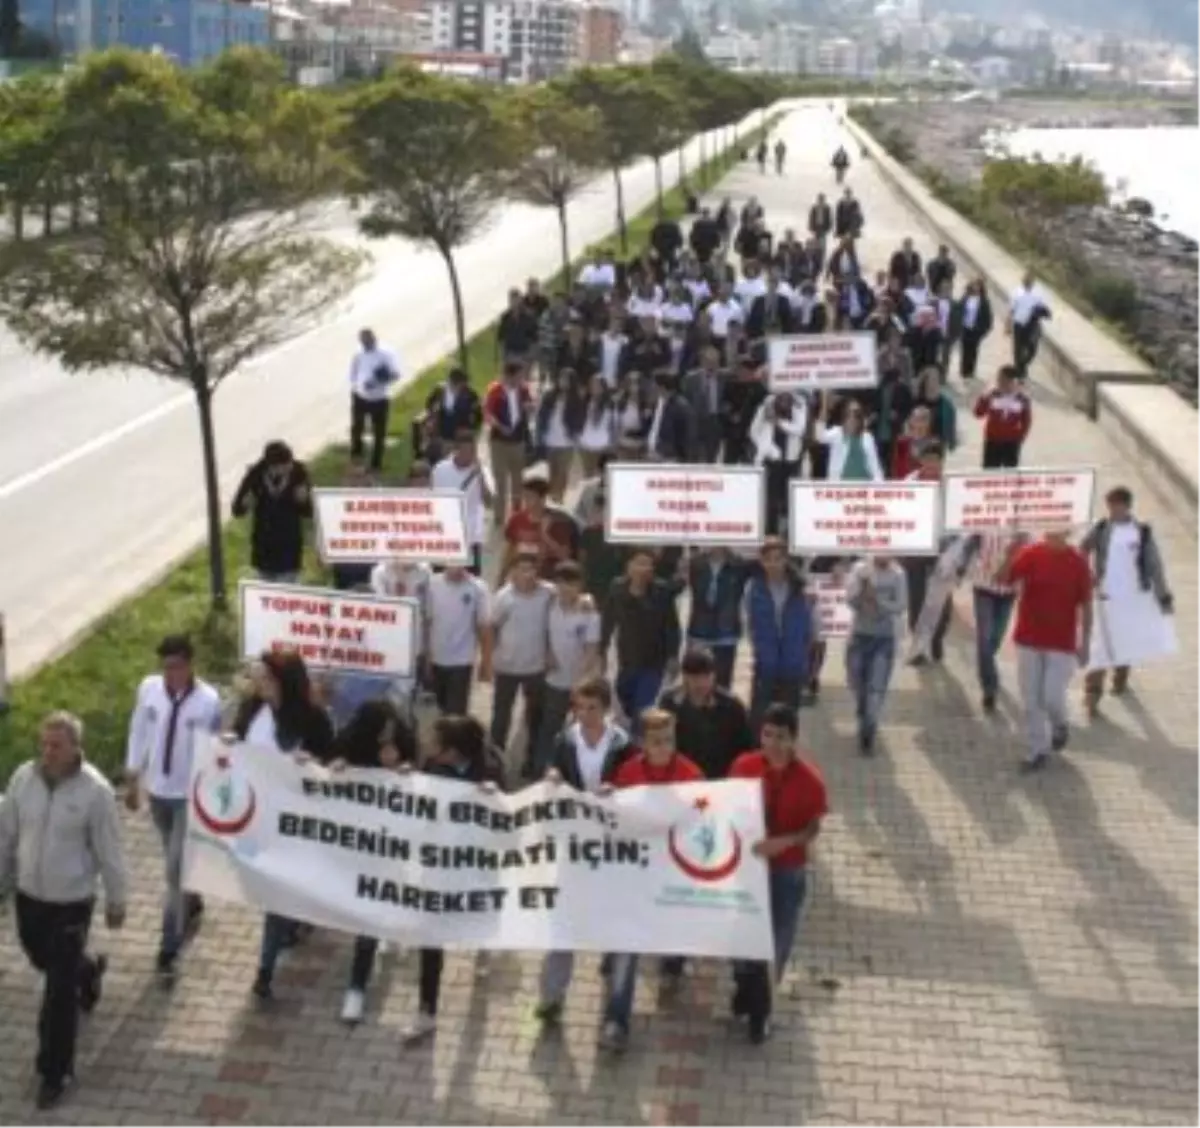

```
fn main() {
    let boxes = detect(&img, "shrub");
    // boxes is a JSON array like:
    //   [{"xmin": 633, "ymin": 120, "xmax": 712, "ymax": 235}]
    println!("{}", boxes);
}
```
[
  {"xmin": 1081, "ymin": 272, "xmax": 1139, "ymax": 328},
  {"xmin": 980, "ymin": 155, "xmax": 1108, "ymax": 214},
  {"xmin": 881, "ymin": 128, "xmax": 915, "ymax": 164}
]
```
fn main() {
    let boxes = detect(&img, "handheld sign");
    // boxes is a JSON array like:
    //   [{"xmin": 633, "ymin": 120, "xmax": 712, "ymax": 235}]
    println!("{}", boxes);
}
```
[
  {"xmin": 768, "ymin": 332, "xmax": 878, "ymax": 394},
  {"xmin": 604, "ymin": 463, "xmax": 766, "ymax": 548},
  {"xmin": 239, "ymin": 581, "xmax": 419, "ymax": 679},
  {"xmin": 942, "ymin": 468, "xmax": 1096, "ymax": 535},
  {"xmin": 314, "ymin": 488, "xmax": 469, "ymax": 566},
  {"xmin": 789, "ymin": 481, "xmax": 941, "ymax": 555},
  {"xmin": 809, "ymin": 572, "xmax": 852, "ymax": 639}
]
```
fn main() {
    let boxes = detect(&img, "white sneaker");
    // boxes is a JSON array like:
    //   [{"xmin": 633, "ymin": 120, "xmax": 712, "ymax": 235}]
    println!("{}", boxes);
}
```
[
  {"xmin": 403, "ymin": 1011, "xmax": 437, "ymax": 1044},
  {"xmin": 340, "ymin": 988, "xmax": 365, "ymax": 1025}
]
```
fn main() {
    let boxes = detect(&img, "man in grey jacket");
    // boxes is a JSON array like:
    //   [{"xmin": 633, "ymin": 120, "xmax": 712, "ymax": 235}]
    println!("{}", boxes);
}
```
[{"xmin": 0, "ymin": 711, "xmax": 128, "ymax": 1109}]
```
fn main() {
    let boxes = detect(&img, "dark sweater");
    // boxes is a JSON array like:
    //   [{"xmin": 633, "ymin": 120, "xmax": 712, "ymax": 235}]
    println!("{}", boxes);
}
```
[
  {"xmin": 231, "ymin": 460, "xmax": 313, "ymax": 576},
  {"xmin": 656, "ymin": 685, "xmax": 756, "ymax": 780},
  {"xmin": 601, "ymin": 578, "xmax": 682, "ymax": 672}
]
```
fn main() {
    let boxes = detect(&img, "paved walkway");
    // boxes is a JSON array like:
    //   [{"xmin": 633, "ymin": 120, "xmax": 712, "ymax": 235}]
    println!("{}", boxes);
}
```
[{"xmin": 0, "ymin": 105, "xmax": 1195, "ymax": 1126}]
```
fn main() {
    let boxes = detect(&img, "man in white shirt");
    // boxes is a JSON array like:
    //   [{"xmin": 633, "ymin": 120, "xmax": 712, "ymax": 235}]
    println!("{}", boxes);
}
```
[
  {"xmin": 1008, "ymin": 270, "xmax": 1052, "ymax": 380},
  {"xmin": 370, "ymin": 557, "xmax": 433, "ymax": 715},
  {"xmin": 577, "ymin": 253, "xmax": 616, "ymax": 292},
  {"xmin": 348, "ymin": 328, "xmax": 401, "ymax": 470},
  {"xmin": 424, "ymin": 565, "xmax": 492, "ymax": 715},
  {"xmin": 123, "ymin": 635, "xmax": 222, "ymax": 980},
  {"xmin": 706, "ymin": 281, "xmax": 744, "ymax": 358},
  {"xmin": 431, "ymin": 429, "xmax": 493, "ymax": 576}
]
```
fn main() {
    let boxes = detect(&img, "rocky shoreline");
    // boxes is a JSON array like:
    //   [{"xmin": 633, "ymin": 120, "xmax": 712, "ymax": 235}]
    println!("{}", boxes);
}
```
[{"xmin": 864, "ymin": 99, "xmax": 1198, "ymax": 403}]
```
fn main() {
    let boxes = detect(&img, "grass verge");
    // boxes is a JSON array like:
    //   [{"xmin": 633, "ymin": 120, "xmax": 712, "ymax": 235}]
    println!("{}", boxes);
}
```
[{"xmin": 0, "ymin": 118, "xmax": 780, "ymax": 783}]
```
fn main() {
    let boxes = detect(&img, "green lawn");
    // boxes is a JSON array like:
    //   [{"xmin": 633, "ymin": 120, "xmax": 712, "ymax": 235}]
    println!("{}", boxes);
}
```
[{"xmin": 0, "ymin": 121, "xmax": 777, "ymax": 783}]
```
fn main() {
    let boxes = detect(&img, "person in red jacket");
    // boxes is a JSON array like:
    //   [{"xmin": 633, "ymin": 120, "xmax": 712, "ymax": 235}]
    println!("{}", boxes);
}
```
[
  {"xmin": 599, "ymin": 709, "xmax": 703, "ymax": 1053},
  {"xmin": 728, "ymin": 703, "xmax": 827, "ymax": 1045},
  {"xmin": 974, "ymin": 365, "xmax": 1032, "ymax": 468}
]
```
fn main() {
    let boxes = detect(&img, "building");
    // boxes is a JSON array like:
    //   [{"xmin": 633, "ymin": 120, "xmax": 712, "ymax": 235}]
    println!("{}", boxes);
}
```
[
  {"xmin": 419, "ymin": 0, "xmax": 579, "ymax": 79},
  {"xmin": 270, "ymin": 0, "xmax": 424, "ymax": 82},
  {"xmin": 578, "ymin": 0, "xmax": 621, "ymax": 63},
  {"xmin": 814, "ymin": 35, "xmax": 860, "ymax": 77},
  {"xmin": 22, "ymin": 0, "xmax": 269, "ymax": 62},
  {"xmin": 758, "ymin": 21, "xmax": 816, "ymax": 74}
]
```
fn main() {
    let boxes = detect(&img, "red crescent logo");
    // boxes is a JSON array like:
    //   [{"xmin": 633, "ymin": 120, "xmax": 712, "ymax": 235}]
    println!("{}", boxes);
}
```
[
  {"xmin": 667, "ymin": 824, "xmax": 743, "ymax": 883},
  {"xmin": 191, "ymin": 772, "xmax": 257, "ymax": 836}
]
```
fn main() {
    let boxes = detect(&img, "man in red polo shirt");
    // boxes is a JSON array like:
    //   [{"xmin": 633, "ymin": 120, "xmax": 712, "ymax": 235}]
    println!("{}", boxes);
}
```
[
  {"xmin": 598, "ymin": 709, "xmax": 703, "ymax": 1054},
  {"xmin": 1002, "ymin": 528, "xmax": 1092, "ymax": 772},
  {"xmin": 728, "ymin": 702, "xmax": 827, "ymax": 1045}
]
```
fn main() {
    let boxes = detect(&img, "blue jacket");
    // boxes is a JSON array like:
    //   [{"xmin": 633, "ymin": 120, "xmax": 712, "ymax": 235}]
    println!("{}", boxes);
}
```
[{"xmin": 745, "ymin": 573, "xmax": 812, "ymax": 679}]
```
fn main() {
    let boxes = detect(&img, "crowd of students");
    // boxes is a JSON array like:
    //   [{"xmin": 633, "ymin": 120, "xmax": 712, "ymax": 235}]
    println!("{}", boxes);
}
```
[{"xmin": 0, "ymin": 145, "xmax": 1175, "ymax": 1112}]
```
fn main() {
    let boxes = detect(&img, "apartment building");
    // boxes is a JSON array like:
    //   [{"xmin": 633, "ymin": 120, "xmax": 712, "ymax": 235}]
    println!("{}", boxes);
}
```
[
  {"xmin": 420, "ymin": 0, "xmax": 579, "ymax": 78},
  {"xmin": 579, "ymin": 0, "xmax": 621, "ymax": 64}
]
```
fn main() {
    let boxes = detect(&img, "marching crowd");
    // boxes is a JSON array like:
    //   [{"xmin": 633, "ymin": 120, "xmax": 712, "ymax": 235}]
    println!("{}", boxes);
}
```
[{"xmin": 0, "ymin": 138, "xmax": 1177, "ymax": 1111}]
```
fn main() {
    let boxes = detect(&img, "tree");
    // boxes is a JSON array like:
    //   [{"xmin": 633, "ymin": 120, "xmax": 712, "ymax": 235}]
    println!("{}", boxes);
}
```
[
  {"xmin": 637, "ymin": 78, "xmax": 690, "ymax": 213},
  {"xmin": 552, "ymin": 66, "xmax": 658, "ymax": 253},
  {"xmin": 0, "ymin": 49, "xmax": 365, "ymax": 611},
  {"xmin": 671, "ymin": 27, "xmax": 709, "ymax": 66},
  {"xmin": 0, "ymin": 74, "xmax": 61, "ymax": 241},
  {"xmin": 346, "ymin": 69, "xmax": 519, "ymax": 370},
  {"xmin": 506, "ymin": 88, "xmax": 606, "ymax": 285}
]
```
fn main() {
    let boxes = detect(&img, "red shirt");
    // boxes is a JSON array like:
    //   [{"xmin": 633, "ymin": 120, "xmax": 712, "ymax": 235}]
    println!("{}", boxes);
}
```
[
  {"xmin": 728, "ymin": 751, "xmax": 828, "ymax": 869},
  {"xmin": 613, "ymin": 752, "xmax": 704, "ymax": 788},
  {"xmin": 504, "ymin": 507, "xmax": 576, "ymax": 579},
  {"xmin": 1009, "ymin": 540, "xmax": 1092, "ymax": 654},
  {"xmin": 974, "ymin": 389, "xmax": 1032, "ymax": 445}
]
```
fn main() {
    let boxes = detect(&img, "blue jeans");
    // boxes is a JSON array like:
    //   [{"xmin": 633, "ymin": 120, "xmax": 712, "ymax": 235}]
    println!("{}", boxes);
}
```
[
  {"xmin": 845, "ymin": 633, "xmax": 895, "ymax": 739},
  {"xmin": 258, "ymin": 913, "xmax": 298, "ymax": 979},
  {"xmin": 604, "ymin": 956, "xmax": 687, "ymax": 1033},
  {"xmin": 615, "ymin": 668, "xmax": 664, "ymax": 734},
  {"xmin": 148, "ymin": 796, "xmax": 197, "ymax": 958},
  {"xmin": 973, "ymin": 589, "xmax": 1015, "ymax": 696},
  {"xmin": 733, "ymin": 868, "xmax": 809, "ymax": 1020}
]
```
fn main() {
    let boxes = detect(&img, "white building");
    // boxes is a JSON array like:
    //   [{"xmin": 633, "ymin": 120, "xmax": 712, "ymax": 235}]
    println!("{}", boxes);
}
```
[
  {"xmin": 419, "ymin": 0, "xmax": 579, "ymax": 78},
  {"xmin": 759, "ymin": 22, "xmax": 817, "ymax": 74},
  {"xmin": 814, "ymin": 36, "xmax": 860, "ymax": 77}
]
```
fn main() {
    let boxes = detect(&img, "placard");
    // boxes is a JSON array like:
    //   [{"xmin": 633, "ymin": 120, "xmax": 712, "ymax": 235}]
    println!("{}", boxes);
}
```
[
  {"xmin": 314, "ymin": 488, "xmax": 469, "ymax": 565},
  {"xmin": 942, "ymin": 468, "xmax": 1096, "ymax": 534},
  {"xmin": 809, "ymin": 572, "xmax": 852, "ymax": 639},
  {"xmin": 240, "ymin": 581, "xmax": 419, "ymax": 678},
  {"xmin": 605, "ymin": 464, "xmax": 766, "ymax": 547},
  {"xmin": 767, "ymin": 332, "xmax": 878, "ymax": 393},
  {"xmin": 789, "ymin": 481, "xmax": 940, "ymax": 555},
  {"xmin": 183, "ymin": 739, "xmax": 772, "ymax": 959}
]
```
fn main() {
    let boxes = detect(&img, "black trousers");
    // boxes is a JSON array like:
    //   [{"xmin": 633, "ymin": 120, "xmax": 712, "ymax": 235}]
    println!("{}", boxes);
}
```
[
  {"xmin": 982, "ymin": 439, "xmax": 1022, "ymax": 469},
  {"xmin": 765, "ymin": 460, "xmax": 798, "ymax": 536},
  {"xmin": 1012, "ymin": 324, "xmax": 1039, "ymax": 377},
  {"xmin": 16, "ymin": 893, "xmax": 96, "ymax": 1085},
  {"xmin": 491, "ymin": 672, "xmax": 545, "ymax": 773},
  {"xmin": 418, "ymin": 948, "xmax": 445, "ymax": 1016},
  {"xmin": 350, "ymin": 394, "xmax": 390, "ymax": 470},
  {"xmin": 432, "ymin": 665, "xmax": 472, "ymax": 715},
  {"xmin": 959, "ymin": 331, "xmax": 982, "ymax": 378}
]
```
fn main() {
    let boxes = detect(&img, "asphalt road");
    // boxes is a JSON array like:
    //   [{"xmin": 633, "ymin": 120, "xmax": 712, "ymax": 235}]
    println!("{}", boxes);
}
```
[{"xmin": 0, "ymin": 106, "xmax": 791, "ymax": 679}]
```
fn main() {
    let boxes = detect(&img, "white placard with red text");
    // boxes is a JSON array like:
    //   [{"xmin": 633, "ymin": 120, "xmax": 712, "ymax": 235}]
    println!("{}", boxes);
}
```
[
  {"xmin": 789, "ymin": 481, "xmax": 941, "ymax": 555},
  {"xmin": 239, "ymin": 582, "xmax": 419, "ymax": 678},
  {"xmin": 604, "ymin": 464, "xmax": 766, "ymax": 547},
  {"xmin": 314, "ymin": 489, "xmax": 469, "ymax": 566},
  {"xmin": 941, "ymin": 469, "xmax": 1096, "ymax": 534},
  {"xmin": 809, "ymin": 572, "xmax": 852, "ymax": 639},
  {"xmin": 767, "ymin": 332, "xmax": 878, "ymax": 393}
]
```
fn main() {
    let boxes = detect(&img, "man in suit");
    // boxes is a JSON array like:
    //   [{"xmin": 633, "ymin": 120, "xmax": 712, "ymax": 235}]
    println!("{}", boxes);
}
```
[
  {"xmin": 834, "ymin": 188, "xmax": 863, "ymax": 239},
  {"xmin": 645, "ymin": 372, "xmax": 697, "ymax": 463},
  {"xmin": 421, "ymin": 366, "xmax": 481, "ymax": 465},
  {"xmin": 889, "ymin": 237, "xmax": 921, "ymax": 288},
  {"xmin": 791, "ymin": 280, "xmax": 828, "ymax": 334},
  {"xmin": 746, "ymin": 273, "xmax": 796, "ymax": 341},
  {"xmin": 683, "ymin": 345, "xmax": 728, "ymax": 463}
]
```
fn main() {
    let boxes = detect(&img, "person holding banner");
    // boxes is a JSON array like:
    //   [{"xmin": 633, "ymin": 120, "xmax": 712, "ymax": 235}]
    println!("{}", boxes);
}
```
[
  {"xmin": 845, "ymin": 556, "xmax": 908, "ymax": 755},
  {"xmin": 327, "ymin": 700, "xmax": 420, "ymax": 1025},
  {"xmin": 961, "ymin": 532, "xmax": 1028, "ymax": 712},
  {"xmin": 815, "ymin": 395, "xmax": 884, "ymax": 482},
  {"xmin": 729, "ymin": 703, "xmax": 828, "ymax": 1046},
  {"xmin": 684, "ymin": 548, "xmax": 750, "ymax": 690},
  {"xmin": 431, "ymin": 428, "xmax": 493, "ymax": 577},
  {"xmin": 600, "ymin": 710, "xmax": 704, "ymax": 1053},
  {"xmin": 749, "ymin": 391, "xmax": 808, "ymax": 537},
  {"xmin": 1079, "ymin": 486, "xmax": 1176, "ymax": 716},
  {"xmin": 424, "ymin": 565, "xmax": 492, "ymax": 716}
]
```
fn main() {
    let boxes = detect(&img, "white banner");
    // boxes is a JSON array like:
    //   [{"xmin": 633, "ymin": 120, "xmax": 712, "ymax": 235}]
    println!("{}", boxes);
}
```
[
  {"xmin": 789, "ymin": 481, "xmax": 941, "ymax": 555},
  {"xmin": 767, "ymin": 332, "xmax": 878, "ymax": 393},
  {"xmin": 809, "ymin": 572, "xmax": 851, "ymax": 639},
  {"xmin": 182, "ymin": 739, "xmax": 773, "ymax": 960},
  {"xmin": 239, "ymin": 582, "xmax": 419, "ymax": 678},
  {"xmin": 314, "ymin": 489, "xmax": 470, "ymax": 565},
  {"xmin": 942, "ymin": 469, "xmax": 1096, "ymax": 534},
  {"xmin": 604, "ymin": 464, "xmax": 766, "ymax": 547}
]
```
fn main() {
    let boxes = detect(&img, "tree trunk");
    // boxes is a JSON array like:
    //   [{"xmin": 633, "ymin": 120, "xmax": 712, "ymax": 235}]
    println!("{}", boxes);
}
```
[
  {"xmin": 11, "ymin": 201, "xmax": 22, "ymax": 242},
  {"xmin": 193, "ymin": 375, "xmax": 228, "ymax": 611},
  {"xmin": 612, "ymin": 166, "xmax": 627, "ymax": 253},
  {"xmin": 654, "ymin": 157, "xmax": 663, "ymax": 215},
  {"xmin": 439, "ymin": 244, "xmax": 469, "ymax": 372},
  {"xmin": 557, "ymin": 202, "xmax": 570, "ymax": 290},
  {"xmin": 42, "ymin": 197, "xmax": 52, "ymax": 238},
  {"xmin": 698, "ymin": 134, "xmax": 707, "ymax": 186},
  {"xmin": 677, "ymin": 146, "xmax": 685, "ymax": 185}
]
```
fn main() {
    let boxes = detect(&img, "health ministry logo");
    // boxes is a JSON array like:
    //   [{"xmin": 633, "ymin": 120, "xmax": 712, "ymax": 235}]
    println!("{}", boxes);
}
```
[
  {"xmin": 191, "ymin": 752, "xmax": 257, "ymax": 837},
  {"xmin": 667, "ymin": 796, "xmax": 743, "ymax": 883}
]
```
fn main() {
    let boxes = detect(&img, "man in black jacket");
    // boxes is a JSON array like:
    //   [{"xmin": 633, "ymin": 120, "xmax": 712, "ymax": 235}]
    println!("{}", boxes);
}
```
[
  {"xmin": 889, "ymin": 237, "xmax": 921, "ymax": 288},
  {"xmin": 231, "ymin": 441, "xmax": 313, "ymax": 582},
  {"xmin": 834, "ymin": 188, "xmax": 863, "ymax": 239},
  {"xmin": 422, "ymin": 367, "xmax": 481, "ymax": 465},
  {"xmin": 688, "ymin": 207, "xmax": 722, "ymax": 264},
  {"xmin": 658, "ymin": 648, "xmax": 756, "ymax": 779},
  {"xmin": 650, "ymin": 215, "xmax": 684, "ymax": 271},
  {"xmin": 646, "ymin": 373, "xmax": 697, "ymax": 463},
  {"xmin": 746, "ymin": 275, "xmax": 796, "ymax": 341}
]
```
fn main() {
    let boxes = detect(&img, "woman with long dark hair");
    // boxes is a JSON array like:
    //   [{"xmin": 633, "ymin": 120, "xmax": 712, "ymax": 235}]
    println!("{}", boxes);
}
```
[
  {"xmin": 534, "ymin": 368, "xmax": 586, "ymax": 502},
  {"xmin": 401, "ymin": 715, "xmax": 504, "ymax": 1043},
  {"xmin": 329, "ymin": 699, "xmax": 419, "ymax": 1024},
  {"xmin": 234, "ymin": 651, "xmax": 334, "ymax": 1001},
  {"xmin": 577, "ymin": 373, "xmax": 615, "ymax": 479}
]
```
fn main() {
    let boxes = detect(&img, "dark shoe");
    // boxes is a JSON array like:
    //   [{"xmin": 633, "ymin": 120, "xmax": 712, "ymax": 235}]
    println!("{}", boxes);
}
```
[
  {"xmin": 908, "ymin": 654, "xmax": 929, "ymax": 668},
  {"xmin": 79, "ymin": 954, "xmax": 106, "ymax": 1015},
  {"xmin": 534, "ymin": 1000, "xmax": 563, "ymax": 1025},
  {"xmin": 156, "ymin": 950, "xmax": 178, "ymax": 984},
  {"xmin": 36, "ymin": 1076, "xmax": 73, "ymax": 1110},
  {"xmin": 982, "ymin": 692, "xmax": 996, "ymax": 713},
  {"xmin": 252, "ymin": 971, "xmax": 273, "ymax": 1001},
  {"xmin": 930, "ymin": 645, "xmax": 944, "ymax": 664},
  {"xmin": 184, "ymin": 897, "xmax": 205, "ymax": 936},
  {"xmin": 731, "ymin": 987, "xmax": 748, "ymax": 1019},
  {"xmin": 1020, "ymin": 753, "xmax": 1048, "ymax": 774},
  {"xmin": 748, "ymin": 1016, "xmax": 771, "ymax": 1045},
  {"xmin": 858, "ymin": 728, "xmax": 875, "ymax": 756},
  {"xmin": 1051, "ymin": 725, "xmax": 1069, "ymax": 752},
  {"xmin": 1111, "ymin": 671, "xmax": 1130, "ymax": 695}
]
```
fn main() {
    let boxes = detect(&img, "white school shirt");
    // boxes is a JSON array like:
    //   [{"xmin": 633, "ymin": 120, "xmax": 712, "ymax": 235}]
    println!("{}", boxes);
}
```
[
  {"xmin": 936, "ymin": 297, "xmax": 952, "ymax": 336},
  {"xmin": 683, "ymin": 277, "xmax": 711, "ymax": 304},
  {"xmin": 370, "ymin": 561, "xmax": 432, "ymax": 656},
  {"xmin": 599, "ymin": 333, "xmax": 626, "ymax": 386},
  {"xmin": 1010, "ymin": 286, "xmax": 1047, "ymax": 326},
  {"xmin": 349, "ymin": 346, "xmax": 401, "ymax": 402},
  {"xmin": 660, "ymin": 301, "xmax": 694, "ymax": 331},
  {"xmin": 426, "ymin": 572, "xmax": 489, "ymax": 668},
  {"xmin": 543, "ymin": 400, "xmax": 572, "ymax": 450},
  {"xmin": 645, "ymin": 398, "xmax": 666, "ymax": 454},
  {"xmin": 244, "ymin": 703, "xmax": 280, "ymax": 753},
  {"xmin": 431, "ymin": 456, "xmax": 491, "ymax": 546},
  {"xmin": 578, "ymin": 262, "xmax": 616, "ymax": 289},
  {"xmin": 735, "ymin": 275, "xmax": 767, "ymax": 306},
  {"xmin": 578, "ymin": 406, "xmax": 615, "ymax": 452},
  {"xmin": 124, "ymin": 675, "xmax": 222, "ymax": 800},
  {"xmin": 708, "ymin": 299, "xmax": 743, "ymax": 337},
  {"xmin": 962, "ymin": 295, "xmax": 981, "ymax": 330},
  {"xmin": 628, "ymin": 292, "xmax": 663, "ymax": 321}
]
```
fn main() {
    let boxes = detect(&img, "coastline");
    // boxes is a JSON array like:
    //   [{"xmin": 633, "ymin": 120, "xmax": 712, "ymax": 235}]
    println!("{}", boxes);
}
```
[{"xmin": 854, "ymin": 99, "xmax": 1198, "ymax": 404}]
